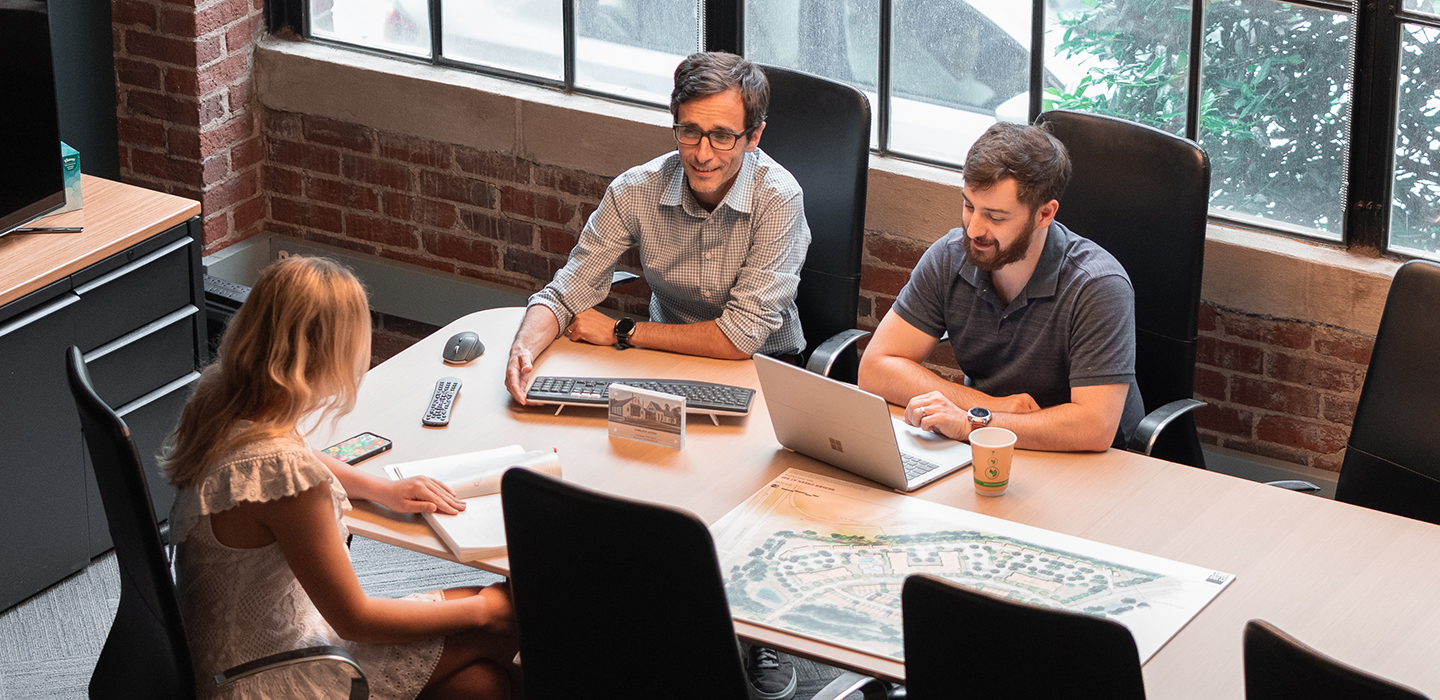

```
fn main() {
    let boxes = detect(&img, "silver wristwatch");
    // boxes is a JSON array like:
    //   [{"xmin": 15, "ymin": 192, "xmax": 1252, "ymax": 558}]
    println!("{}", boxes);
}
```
[{"xmin": 967, "ymin": 406, "xmax": 993, "ymax": 430}]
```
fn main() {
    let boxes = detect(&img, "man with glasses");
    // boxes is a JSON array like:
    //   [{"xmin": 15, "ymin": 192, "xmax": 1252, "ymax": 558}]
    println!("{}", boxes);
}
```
[{"xmin": 506, "ymin": 52, "xmax": 810, "ymax": 416}]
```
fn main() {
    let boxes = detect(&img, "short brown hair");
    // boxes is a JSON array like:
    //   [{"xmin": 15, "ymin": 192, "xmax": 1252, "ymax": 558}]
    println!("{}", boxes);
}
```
[
  {"xmin": 671, "ymin": 51, "xmax": 769, "ymax": 131},
  {"xmin": 963, "ymin": 123, "xmax": 1072, "ymax": 212}
]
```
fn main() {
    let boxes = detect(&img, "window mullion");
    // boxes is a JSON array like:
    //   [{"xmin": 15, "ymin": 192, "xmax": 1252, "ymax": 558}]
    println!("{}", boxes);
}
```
[
  {"xmin": 1029, "ymin": 0, "xmax": 1044, "ymax": 122},
  {"xmin": 879, "ymin": 0, "xmax": 892, "ymax": 154},
  {"xmin": 706, "ymin": 0, "xmax": 742, "ymax": 53},
  {"xmin": 1345, "ymin": 0, "xmax": 1402, "ymax": 250},
  {"xmin": 1185, "ymin": 0, "xmax": 1203, "ymax": 142},
  {"xmin": 563, "ymin": 0, "xmax": 576, "ymax": 89},
  {"xmin": 428, "ymin": 0, "xmax": 443, "ymax": 65}
]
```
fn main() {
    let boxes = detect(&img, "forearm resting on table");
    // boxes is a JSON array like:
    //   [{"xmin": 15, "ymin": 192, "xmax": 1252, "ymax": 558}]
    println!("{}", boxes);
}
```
[
  {"xmin": 859, "ymin": 353, "xmax": 996, "ymax": 410},
  {"xmin": 993, "ymin": 384, "xmax": 1128, "ymax": 452},
  {"xmin": 512, "ymin": 305, "xmax": 560, "ymax": 356},
  {"xmin": 631, "ymin": 319, "xmax": 748, "ymax": 360}
]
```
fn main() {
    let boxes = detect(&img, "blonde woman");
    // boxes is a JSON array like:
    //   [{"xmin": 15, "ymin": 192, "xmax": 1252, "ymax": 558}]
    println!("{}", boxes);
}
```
[{"xmin": 166, "ymin": 256, "xmax": 519, "ymax": 699}]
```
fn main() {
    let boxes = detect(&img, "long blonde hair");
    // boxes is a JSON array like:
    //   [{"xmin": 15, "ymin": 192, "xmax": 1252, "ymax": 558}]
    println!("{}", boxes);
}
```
[{"xmin": 165, "ymin": 256, "xmax": 371, "ymax": 488}]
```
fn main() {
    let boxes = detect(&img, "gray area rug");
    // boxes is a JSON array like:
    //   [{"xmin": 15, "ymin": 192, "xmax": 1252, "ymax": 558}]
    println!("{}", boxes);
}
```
[{"xmin": 0, "ymin": 538, "xmax": 861, "ymax": 699}]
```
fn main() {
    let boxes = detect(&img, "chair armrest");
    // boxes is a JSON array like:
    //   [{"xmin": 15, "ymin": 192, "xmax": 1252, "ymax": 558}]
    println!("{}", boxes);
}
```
[
  {"xmin": 1264, "ymin": 479, "xmax": 1322, "ymax": 493},
  {"xmin": 216, "ymin": 644, "xmax": 368, "ymax": 700},
  {"xmin": 809, "ymin": 671, "xmax": 894, "ymax": 700},
  {"xmin": 611, "ymin": 270, "xmax": 640, "ymax": 286},
  {"xmin": 1125, "ymin": 398, "xmax": 1206, "ymax": 456},
  {"xmin": 804, "ymin": 329, "xmax": 871, "ymax": 378}
]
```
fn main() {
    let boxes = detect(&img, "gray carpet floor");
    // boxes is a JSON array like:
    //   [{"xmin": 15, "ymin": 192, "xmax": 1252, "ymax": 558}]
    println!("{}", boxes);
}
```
[{"xmin": 0, "ymin": 538, "xmax": 859, "ymax": 699}]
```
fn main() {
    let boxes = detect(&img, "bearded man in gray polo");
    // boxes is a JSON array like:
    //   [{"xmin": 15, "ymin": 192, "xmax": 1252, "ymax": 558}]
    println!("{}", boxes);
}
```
[{"xmin": 859, "ymin": 122, "xmax": 1143, "ymax": 451}]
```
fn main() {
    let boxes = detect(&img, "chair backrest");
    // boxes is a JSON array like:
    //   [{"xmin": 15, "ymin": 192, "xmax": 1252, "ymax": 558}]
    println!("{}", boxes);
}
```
[
  {"xmin": 1244, "ymin": 619, "xmax": 1430, "ymax": 700},
  {"xmin": 1033, "ymin": 109, "xmax": 1211, "ymax": 467},
  {"xmin": 64, "ymin": 346, "xmax": 196, "ymax": 700},
  {"xmin": 758, "ymin": 64, "xmax": 871, "ymax": 381},
  {"xmin": 500, "ymin": 468, "xmax": 748, "ymax": 700},
  {"xmin": 1335, "ymin": 260, "xmax": 1440, "ymax": 525},
  {"xmin": 902, "ymin": 573, "xmax": 1146, "ymax": 700}
]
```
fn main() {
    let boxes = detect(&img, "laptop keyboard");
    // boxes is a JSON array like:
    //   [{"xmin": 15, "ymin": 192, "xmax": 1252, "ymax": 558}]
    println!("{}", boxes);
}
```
[{"xmin": 901, "ymin": 452, "xmax": 944, "ymax": 481}]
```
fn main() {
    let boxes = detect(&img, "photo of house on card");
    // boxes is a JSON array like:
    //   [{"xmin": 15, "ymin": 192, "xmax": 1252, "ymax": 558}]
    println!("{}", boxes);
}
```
[{"xmin": 608, "ymin": 383, "xmax": 686, "ymax": 449}]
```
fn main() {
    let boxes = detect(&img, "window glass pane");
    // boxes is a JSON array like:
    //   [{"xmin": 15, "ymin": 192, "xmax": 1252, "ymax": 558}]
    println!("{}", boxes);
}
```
[
  {"xmin": 576, "ymin": 0, "xmax": 699, "ymax": 104},
  {"xmin": 1404, "ymin": 0, "xmax": 1440, "ymax": 17},
  {"xmin": 746, "ymin": 0, "xmax": 880, "ymax": 149},
  {"xmin": 1200, "ymin": 1, "xmax": 1352, "ymax": 239},
  {"xmin": 442, "ymin": 0, "xmax": 563, "ymax": 81},
  {"xmin": 890, "ymin": 0, "xmax": 1034, "ymax": 164},
  {"xmin": 1044, "ymin": 0, "xmax": 1189, "ymax": 135},
  {"xmin": 311, "ymin": 0, "xmax": 430, "ymax": 58},
  {"xmin": 1389, "ymin": 21, "xmax": 1440, "ymax": 257}
]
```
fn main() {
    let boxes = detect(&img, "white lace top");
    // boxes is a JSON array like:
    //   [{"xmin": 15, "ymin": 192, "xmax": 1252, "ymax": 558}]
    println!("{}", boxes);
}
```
[{"xmin": 171, "ymin": 435, "xmax": 444, "ymax": 700}]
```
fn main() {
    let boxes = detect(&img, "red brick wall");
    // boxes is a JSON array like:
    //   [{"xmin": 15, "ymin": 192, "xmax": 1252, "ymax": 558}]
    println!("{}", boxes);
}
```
[
  {"xmin": 259, "ymin": 108, "xmax": 652, "ymax": 318},
  {"xmin": 1193, "ymin": 306, "xmax": 1372, "ymax": 472},
  {"xmin": 113, "ymin": 0, "xmax": 266, "ymax": 251}
]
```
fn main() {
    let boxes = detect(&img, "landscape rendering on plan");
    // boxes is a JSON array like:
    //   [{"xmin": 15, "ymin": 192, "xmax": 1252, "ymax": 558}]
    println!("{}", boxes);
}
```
[{"xmin": 711, "ymin": 470, "xmax": 1233, "ymax": 662}]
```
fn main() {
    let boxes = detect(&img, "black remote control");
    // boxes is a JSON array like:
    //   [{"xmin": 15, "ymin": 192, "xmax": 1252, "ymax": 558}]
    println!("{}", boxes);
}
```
[{"xmin": 423, "ymin": 377, "xmax": 462, "ymax": 426}]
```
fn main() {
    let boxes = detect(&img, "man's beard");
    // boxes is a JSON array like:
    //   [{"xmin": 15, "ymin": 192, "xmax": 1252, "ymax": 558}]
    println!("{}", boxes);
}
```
[{"xmin": 963, "ymin": 213, "xmax": 1039, "ymax": 272}]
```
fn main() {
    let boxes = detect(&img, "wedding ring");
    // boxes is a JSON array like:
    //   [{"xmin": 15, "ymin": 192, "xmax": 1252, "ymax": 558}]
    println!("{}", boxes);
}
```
[{"xmin": 918, "ymin": 406, "xmax": 927, "ymax": 418}]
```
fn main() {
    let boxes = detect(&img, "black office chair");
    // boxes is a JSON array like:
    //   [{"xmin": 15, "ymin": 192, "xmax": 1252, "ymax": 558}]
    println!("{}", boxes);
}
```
[
  {"xmin": 500, "ymin": 468, "xmax": 887, "ymax": 700},
  {"xmin": 613, "ymin": 65, "xmax": 872, "ymax": 381},
  {"xmin": 1327, "ymin": 259, "xmax": 1440, "ymax": 524},
  {"xmin": 64, "ymin": 346, "xmax": 368, "ymax": 700},
  {"xmin": 1033, "ymin": 109, "xmax": 1211, "ymax": 468},
  {"xmin": 759, "ymin": 64, "xmax": 872, "ymax": 381},
  {"xmin": 1244, "ymin": 619, "xmax": 1430, "ymax": 699},
  {"xmin": 901, "ymin": 574, "xmax": 1146, "ymax": 699}
]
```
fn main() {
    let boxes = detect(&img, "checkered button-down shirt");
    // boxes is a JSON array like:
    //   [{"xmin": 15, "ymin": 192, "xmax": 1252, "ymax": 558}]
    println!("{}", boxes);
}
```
[{"xmin": 529, "ymin": 149, "xmax": 810, "ymax": 356}]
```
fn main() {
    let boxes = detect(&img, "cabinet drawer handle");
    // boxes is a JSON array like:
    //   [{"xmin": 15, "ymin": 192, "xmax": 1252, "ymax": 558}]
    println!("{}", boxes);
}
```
[
  {"xmin": 0, "ymin": 293, "xmax": 80, "ymax": 339},
  {"xmin": 84, "ymin": 306, "xmax": 200, "ymax": 363},
  {"xmin": 116, "ymin": 371, "xmax": 200, "ymax": 418},
  {"xmin": 75, "ymin": 237, "xmax": 193, "ymax": 296}
]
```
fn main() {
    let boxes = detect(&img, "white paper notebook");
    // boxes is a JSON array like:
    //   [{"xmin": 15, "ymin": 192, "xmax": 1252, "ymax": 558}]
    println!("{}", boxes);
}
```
[{"xmin": 384, "ymin": 445, "xmax": 562, "ymax": 561}]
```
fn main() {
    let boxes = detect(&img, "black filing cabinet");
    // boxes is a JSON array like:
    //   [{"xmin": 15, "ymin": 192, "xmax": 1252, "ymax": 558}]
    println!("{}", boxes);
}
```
[{"xmin": 0, "ymin": 218, "xmax": 205, "ymax": 610}]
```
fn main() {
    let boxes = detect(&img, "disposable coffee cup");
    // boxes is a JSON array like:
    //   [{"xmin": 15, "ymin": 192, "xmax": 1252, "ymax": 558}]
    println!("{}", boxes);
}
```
[{"xmin": 969, "ymin": 427, "xmax": 1017, "ymax": 496}]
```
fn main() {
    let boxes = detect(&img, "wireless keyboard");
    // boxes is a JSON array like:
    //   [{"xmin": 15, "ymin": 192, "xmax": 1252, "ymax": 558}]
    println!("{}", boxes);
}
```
[{"xmin": 527, "ymin": 376, "xmax": 755, "ymax": 416}]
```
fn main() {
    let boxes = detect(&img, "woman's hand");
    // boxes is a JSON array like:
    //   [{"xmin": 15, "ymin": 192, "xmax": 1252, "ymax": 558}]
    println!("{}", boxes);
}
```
[{"xmin": 374, "ymin": 476, "xmax": 466, "ymax": 515}]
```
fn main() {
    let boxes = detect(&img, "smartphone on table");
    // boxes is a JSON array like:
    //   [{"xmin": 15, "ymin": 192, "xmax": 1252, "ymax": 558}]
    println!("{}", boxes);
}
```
[{"xmin": 322, "ymin": 432, "xmax": 393, "ymax": 465}]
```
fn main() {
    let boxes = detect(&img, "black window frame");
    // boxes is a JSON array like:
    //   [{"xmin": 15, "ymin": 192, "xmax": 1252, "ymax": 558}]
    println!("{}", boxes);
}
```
[{"xmin": 269, "ymin": 0, "xmax": 1432, "ymax": 259}]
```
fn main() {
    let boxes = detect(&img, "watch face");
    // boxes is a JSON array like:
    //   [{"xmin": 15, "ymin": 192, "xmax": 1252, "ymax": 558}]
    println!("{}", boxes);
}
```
[
  {"xmin": 969, "ymin": 407, "xmax": 992, "ymax": 421},
  {"xmin": 615, "ymin": 318, "xmax": 636, "ymax": 335}
]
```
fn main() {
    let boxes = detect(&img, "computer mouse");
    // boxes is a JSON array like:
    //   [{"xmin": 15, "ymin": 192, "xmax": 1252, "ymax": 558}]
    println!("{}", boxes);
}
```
[{"xmin": 442, "ymin": 331, "xmax": 484, "ymax": 365}]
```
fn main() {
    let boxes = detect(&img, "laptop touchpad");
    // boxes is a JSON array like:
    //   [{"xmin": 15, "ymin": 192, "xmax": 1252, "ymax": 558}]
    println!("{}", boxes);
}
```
[{"xmin": 892, "ymin": 417, "xmax": 974, "ymax": 465}]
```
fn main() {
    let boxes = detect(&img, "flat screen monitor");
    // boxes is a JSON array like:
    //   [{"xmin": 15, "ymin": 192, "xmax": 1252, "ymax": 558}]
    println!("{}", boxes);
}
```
[{"xmin": 0, "ymin": 0, "xmax": 65, "ymax": 238}]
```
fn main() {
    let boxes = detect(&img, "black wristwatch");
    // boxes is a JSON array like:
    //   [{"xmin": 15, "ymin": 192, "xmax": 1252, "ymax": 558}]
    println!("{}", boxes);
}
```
[
  {"xmin": 967, "ymin": 406, "xmax": 992, "ymax": 430},
  {"xmin": 613, "ymin": 317, "xmax": 637, "ymax": 349}
]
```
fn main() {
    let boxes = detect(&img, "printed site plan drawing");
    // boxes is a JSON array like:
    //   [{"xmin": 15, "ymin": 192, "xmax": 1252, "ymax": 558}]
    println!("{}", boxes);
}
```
[{"xmin": 711, "ymin": 469, "xmax": 1234, "ymax": 663}]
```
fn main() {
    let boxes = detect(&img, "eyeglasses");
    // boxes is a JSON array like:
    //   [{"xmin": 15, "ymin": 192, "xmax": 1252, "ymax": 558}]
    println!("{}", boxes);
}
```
[{"xmin": 672, "ymin": 124, "xmax": 757, "ymax": 151}]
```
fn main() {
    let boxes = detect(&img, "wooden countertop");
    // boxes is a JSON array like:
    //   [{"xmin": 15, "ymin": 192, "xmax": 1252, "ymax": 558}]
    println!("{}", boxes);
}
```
[{"xmin": 0, "ymin": 175, "xmax": 201, "ymax": 307}]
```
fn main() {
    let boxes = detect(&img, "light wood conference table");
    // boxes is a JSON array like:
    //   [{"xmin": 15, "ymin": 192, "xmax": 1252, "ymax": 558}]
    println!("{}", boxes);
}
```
[{"xmin": 312, "ymin": 307, "xmax": 1440, "ymax": 699}]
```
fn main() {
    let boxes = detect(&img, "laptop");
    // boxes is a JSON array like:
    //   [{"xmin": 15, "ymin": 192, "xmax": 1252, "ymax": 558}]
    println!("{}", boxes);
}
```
[{"xmin": 753, "ymin": 354, "xmax": 973, "ymax": 492}]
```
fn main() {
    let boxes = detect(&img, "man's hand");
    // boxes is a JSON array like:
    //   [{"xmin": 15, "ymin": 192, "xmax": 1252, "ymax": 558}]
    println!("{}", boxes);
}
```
[
  {"xmin": 566, "ymin": 308, "xmax": 618, "ymax": 346},
  {"xmin": 505, "ymin": 345, "xmax": 537, "ymax": 405},
  {"xmin": 988, "ymin": 392, "xmax": 1040, "ymax": 414},
  {"xmin": 374, "ymin": 476, "xmax": 466, "ymax": 515},
  {"xmin": 904, "ymin": 392, "xmax": 971, "ymax": 441}
]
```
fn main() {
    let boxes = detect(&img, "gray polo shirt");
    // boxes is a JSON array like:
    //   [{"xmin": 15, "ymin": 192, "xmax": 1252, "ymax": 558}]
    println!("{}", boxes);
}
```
[{"xmin": 893, "ymin": 221, "xmax": 1143, "ymax": 447}]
